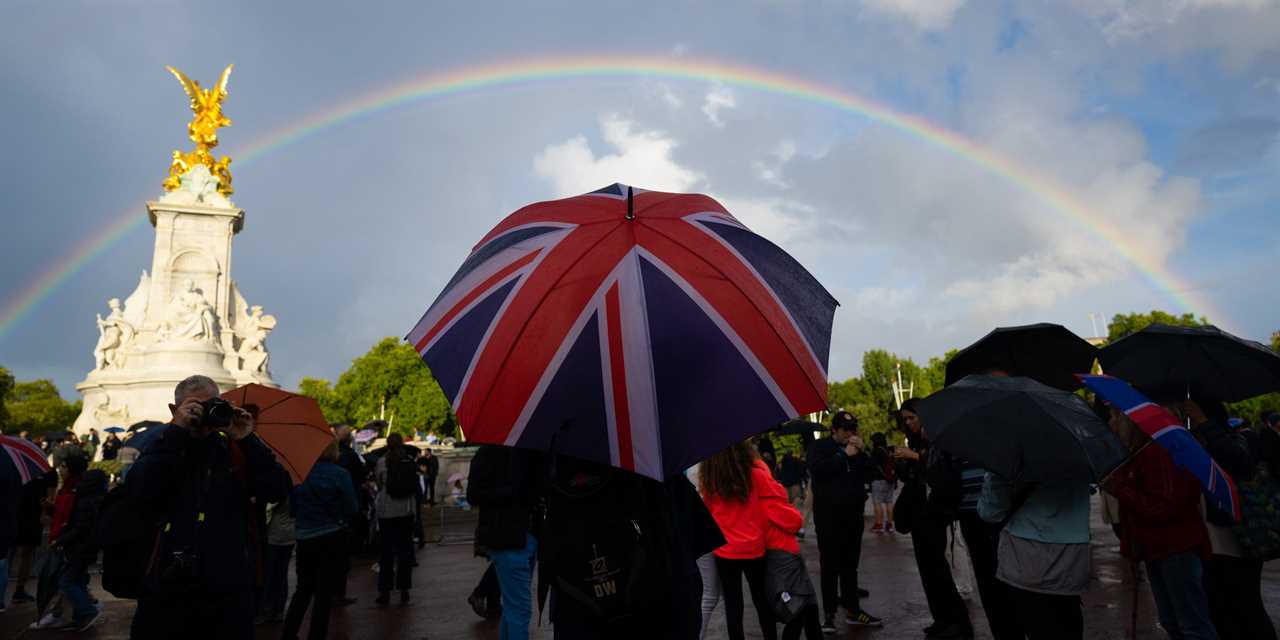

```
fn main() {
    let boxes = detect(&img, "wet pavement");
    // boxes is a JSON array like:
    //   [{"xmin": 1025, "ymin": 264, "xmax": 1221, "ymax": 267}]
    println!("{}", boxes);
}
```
[{"xmin": 3, "ymin": 500, "xmax": 1276, "ymax": 639}]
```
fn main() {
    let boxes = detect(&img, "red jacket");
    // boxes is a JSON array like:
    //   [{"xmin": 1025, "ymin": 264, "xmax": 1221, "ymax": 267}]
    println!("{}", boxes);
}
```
[
  {"xmin": 704, "ymin": 460, "xmax": 803, "ymax": 558},
  {"xmin": 49, "ymin": 473, "xmax": 80, "ymax": 541},
  {"xmin": 1105, "ymin": 443, "xmax": 1210, "ymax": 562}
]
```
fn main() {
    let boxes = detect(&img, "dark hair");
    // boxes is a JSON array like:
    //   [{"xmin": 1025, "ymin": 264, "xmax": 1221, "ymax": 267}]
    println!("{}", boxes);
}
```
[
  {"xmin": 64, "ymin": 453, "xmax": 89, "ymax": 477},
  {"xmin": 871, "ymin": 432, "xmax": 888, "ymax": 448},
  {"xmin": 1197, "ymin": 398, "xmax": 1228, "ymax": 426},
  {"xmin": 386, "ymin": 432, "xmax": 405, "ymax": 463},
  {"xmin": 700, "ymin": 441, "xmax": 757, "ymax": 502},
  {"xmin": 900, "ymin": 398, "xmax": 923, "ymax": 417}
]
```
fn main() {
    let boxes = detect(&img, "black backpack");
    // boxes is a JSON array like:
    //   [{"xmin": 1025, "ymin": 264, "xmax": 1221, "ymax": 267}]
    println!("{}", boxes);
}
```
[
  {"xmin": 385, "ymin": 456, "xmax": 419, "ymax": 499},
  {"xmin": 94, "ymin": 483, "xmax": 160, "ymax": 599},
  {"xmin": 538, "ymin": 462, "xmax": 671, "ymax": 623}
]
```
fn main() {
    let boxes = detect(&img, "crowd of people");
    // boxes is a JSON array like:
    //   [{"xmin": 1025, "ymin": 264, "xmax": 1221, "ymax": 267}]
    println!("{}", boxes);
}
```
[
  {"xmin": 0, "ymin": 375, "xmax": 448, "ymax": 638},
  {"xmin": 3, "ymin": 369, "xmax": 1279, "ymax": 639}
]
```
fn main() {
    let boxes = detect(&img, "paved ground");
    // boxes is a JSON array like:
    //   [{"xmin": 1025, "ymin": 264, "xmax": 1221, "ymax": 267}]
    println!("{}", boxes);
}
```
[{"xmin": 4, "ymin": 500, "xmax": 1277, "ymax": 639}]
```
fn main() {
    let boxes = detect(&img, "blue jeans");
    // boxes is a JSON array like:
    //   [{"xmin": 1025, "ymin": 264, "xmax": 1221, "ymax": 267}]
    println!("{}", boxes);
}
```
[
  {"xmin": 59, "ymin": 561, "xmax": 95, "ymax": 621},
  {"xmin": 1147, "ymin": 551, "xmax": 1218, "ymax": 640},
  {"xmin": 490, "ymin": 534, "xmax": 537, "ymax": 640}
]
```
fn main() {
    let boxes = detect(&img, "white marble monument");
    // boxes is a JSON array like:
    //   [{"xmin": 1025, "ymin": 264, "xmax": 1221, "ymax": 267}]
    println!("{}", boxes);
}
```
[{"xmin": 73, "ymin": 65, "xmax": 278, "ymax": 434}]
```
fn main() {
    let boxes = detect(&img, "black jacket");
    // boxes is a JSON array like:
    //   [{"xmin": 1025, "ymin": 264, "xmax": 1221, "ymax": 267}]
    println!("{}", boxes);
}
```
[
  {"xmin": 807, "ymin": 437, "xmax": 871, "ymax": 508},
  {"xmin": 54, "ymin": 469, "xmax": 109, "ymax": 566},
  {"xmin": 423, "ymin": 454, "xmax": 440, "ymax": 479},
  {"xmin": 923, "ymin": 447, "xmax": 963, "ymax": 523},
  {"xmin": 1194, "ymin": 420, "xmax": 1257, "ymax": 526},
  {"xmin": 467, "ymin": 445, "xmax": 541, "ymax": 551},
  {"xmin": 128, "ymin": 426, "xmax": 289, "ymax": 595},
  {"xmin": 337, "ymin": 442, "xmax": 367, "ymax": 486}
]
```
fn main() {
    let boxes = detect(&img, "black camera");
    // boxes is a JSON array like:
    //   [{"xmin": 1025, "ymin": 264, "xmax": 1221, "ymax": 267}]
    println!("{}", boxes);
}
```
[
  {"xmin": 199, "ymin": 397, "xmax": 235, "ymax": 428},
  {"xmin": 159, "ymin": 549, "xmax": 202, "ymax": 592}
]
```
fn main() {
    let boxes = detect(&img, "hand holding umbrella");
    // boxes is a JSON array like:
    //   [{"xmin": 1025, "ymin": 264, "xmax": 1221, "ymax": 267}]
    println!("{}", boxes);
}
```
[{"xmin": 1079, "ymin": 374, "xmax": 1241, "ymax": 522}]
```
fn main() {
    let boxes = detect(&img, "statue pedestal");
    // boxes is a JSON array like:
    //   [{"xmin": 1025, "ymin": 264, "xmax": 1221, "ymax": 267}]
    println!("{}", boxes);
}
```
[{"xmin": 73, "ymin": 166, "xmax": 278, "ymax": 434}]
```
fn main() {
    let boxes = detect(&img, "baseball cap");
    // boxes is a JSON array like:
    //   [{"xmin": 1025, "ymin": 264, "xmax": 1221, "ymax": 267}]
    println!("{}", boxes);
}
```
[{"xmin": 831, "ymin": 411, "xmax": 858, "ymax": 431}]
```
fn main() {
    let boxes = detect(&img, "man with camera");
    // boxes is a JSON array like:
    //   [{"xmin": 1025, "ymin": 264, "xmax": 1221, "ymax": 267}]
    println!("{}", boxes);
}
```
[{"xmin": 128, "ymin": 375, "xmax": 290, "ymax": 639}]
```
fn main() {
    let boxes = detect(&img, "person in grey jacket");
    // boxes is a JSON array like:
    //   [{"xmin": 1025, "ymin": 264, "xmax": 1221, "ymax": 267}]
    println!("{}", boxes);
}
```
[{"xmin": 978, "ymin": 475, "xmax": 1092, "ymax": 640}]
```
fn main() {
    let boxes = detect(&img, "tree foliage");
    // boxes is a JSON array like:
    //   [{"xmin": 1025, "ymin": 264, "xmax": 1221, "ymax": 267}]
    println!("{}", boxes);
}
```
[
  {"xmin": 0, "ymin": 366, "xmax": 14, "ymax": 428},
  {"xmin": 5, "ymin": 379, "xmax": 80, "ymax": 435},
  {"xmin": 1107, "ymin": 311, "xmax": 1208, "ymax": 342},
  {"xmin": 1272, "ymin": 331, "xmax": 1279, "ymax": 353},
  {"xmin": 298, "ymin": 338, "xmax": 456, "ymax": 437}
]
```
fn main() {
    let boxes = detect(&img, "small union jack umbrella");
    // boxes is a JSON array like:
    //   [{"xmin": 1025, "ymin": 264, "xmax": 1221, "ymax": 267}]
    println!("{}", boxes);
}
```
[
  {"xmin": 1, "ymin": 434, "xmax": 53, "ymax": 486},
  {"xmin": 408, "ymin": 184, "xmax": 838, "ymax": 479},
  {"xmin": 1080, "ymin": 374, "xmax": 1241, "ymax": 522}
]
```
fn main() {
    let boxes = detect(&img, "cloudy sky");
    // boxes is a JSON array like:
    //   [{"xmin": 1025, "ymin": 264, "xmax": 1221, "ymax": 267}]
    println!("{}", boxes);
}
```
[{"xmin": 2, "ymin": 0, "xmax": 1278, "ymax": 397}]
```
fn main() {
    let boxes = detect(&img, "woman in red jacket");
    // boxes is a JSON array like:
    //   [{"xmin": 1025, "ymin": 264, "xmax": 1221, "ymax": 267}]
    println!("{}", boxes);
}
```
[{"xmin": 702, "ymin": 441, "xmax": 807, "ymax": 640}]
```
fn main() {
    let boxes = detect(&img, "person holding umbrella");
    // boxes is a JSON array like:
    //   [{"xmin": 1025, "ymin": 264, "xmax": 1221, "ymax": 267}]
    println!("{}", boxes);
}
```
[
  {"xmin": 1101, "ymin": 395, "xmax": 1217, "ymax": 640},
  {"xmin": 1183, "ymin": 396, "xmax": 1275, "ymax": 640}
]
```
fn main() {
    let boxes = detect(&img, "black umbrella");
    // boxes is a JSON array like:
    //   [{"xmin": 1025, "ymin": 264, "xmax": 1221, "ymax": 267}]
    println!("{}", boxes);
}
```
[
  {"xmin": 917, "ymin": 374, "xmax": 1128, "ymax": 483},
  {"xmin": 41, "ymin": 430, "xmax": 72, "ymax": 442},
  {"xmin": 1099, "ymin": 324, "xmax": 1280, "ymax": 402},
  {"xmin": 945, "ymin": 323, "xmax": 1098, "ymax": 391},
  {"xmin": 771, "ymin": 419, "xmax": 825, "ymax": 437}
]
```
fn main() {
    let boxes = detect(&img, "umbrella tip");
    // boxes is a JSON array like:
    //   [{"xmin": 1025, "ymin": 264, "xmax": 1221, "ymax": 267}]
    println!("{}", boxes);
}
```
[{"xmin": 626, "ymin": 186, "xmax": 635, "ymax": 220}]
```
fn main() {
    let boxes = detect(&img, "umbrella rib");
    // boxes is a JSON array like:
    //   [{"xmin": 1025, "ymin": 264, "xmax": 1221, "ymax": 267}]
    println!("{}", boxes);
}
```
[{"xmin": 640, "ymin": 219, "xmax": 825, "ymax": 405}]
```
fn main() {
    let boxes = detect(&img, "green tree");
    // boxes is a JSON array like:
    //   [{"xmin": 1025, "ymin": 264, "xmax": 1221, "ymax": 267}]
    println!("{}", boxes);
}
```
[
  {"xmin": 919, "ymin": 349, "xmax": 959, "ymax": 397},
  {"xmin": 0, "ymin": 365, "xmax": 14, "ymax": 430},
  {"xmin": 5, "ymin": 379, "xmax": 80, "ymax": 435},
  {"xmin": 1107, "ymin": 311, "xmax": 1208, "ymax": 342},
  {"xmin": 1271, "ymin": 331, "xmax": 1279, "ymax": 352},
  {"xmin": 297, "ymin": 377, "xmax": 343, "ymax": 424},
  {"xmin": 298, "ymin": 338, "xmax": 457, "ymax": 437}
]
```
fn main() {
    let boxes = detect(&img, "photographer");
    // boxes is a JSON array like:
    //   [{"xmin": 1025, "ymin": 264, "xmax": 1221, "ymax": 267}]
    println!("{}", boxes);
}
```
[{"xmin": 128, "ymin": 375, "xmax": 290, "ymax": 639}]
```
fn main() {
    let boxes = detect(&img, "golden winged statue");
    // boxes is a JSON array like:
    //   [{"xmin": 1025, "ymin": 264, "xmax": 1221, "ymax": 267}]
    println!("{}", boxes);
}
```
[{"xmin": 163, "ymin": 64, "xmax": 235, "ymax": 196}]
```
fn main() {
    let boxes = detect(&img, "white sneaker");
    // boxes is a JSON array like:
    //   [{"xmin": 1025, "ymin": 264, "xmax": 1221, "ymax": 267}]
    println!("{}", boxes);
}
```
[{"xmin": 30, "ymin": 612, "xmax": 64, "ymax": 629}]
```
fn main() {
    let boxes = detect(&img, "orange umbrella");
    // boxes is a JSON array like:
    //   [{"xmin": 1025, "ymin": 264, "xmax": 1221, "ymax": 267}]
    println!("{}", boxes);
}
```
[{"xmin": 221, "ymin": 383, "xmax": 333, "ymax": 485}]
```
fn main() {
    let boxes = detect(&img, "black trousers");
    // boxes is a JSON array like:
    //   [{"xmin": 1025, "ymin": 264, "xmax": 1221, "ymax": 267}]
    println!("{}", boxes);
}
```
[
  {"xmin": 282, "ymin": 530, "xmax": 347, "ymax": 640},
  {"xmin": 812, "ymin": 502, "xmax": 864, "ymax": 618},
  {"xmin": 910, "ymin": 517, "xmax": 969, "ymax": 629},
  {"xmin": 1009, "ymin": 587, "xmax": 1082, "ymax": 640},
  {"xmin": 131, "ymin": 590, "xmax": 255, "ymax": 640},
  {"xmin": 782, "ymin": 602, "xmax": 823, "ymax": 640},
  {"xmin": 716, "ymin": 556, "xmax": 777, "ymax": 640},
  {"xmin": 1205, "ymin": 554, "xmax": 1277, "ymax": 640},
  {"xmin": 378, "ymin": 516, "xmax": 414, "ymax": 593},
  {"xmin": 425, "ymin": 476, "xmax": 437, "ymax": 503},
  {"xmin": 335, "ymin": 527, "xmax": 357, "ymax": 599},
  {"xmin": 958, "ymin": 514, "xmax": 1023, "ymax": 640}
]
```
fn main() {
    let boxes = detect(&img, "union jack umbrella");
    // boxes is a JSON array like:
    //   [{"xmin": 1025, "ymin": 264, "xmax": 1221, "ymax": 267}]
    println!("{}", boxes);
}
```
[
  {"xmin": 0, "ymin": 434, "xmax": 53, "ymax": 485},
  {"xmin": 407, "ymin": 184, "xmax": 838, "ymax": 479},
  {"xmin": 1080, "ymin": 374, "xmax": 1241, "ymax": 522}
]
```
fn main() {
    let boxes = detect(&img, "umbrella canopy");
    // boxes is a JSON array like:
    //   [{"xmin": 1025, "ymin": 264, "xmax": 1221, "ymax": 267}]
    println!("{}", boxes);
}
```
[
  {"xmin": 35, "ymin": 550, "xmax": 66, "ymax": 617},
  {"xmin": 0, "ymin": 434, "xmax": 53, "ymax": 485},
  {"xmin": 917, "ymin": 374, "xmax": 1129, "ymax": 483},
  {"xmin": 354, "ymin": 428, "xmax": 378, "ymax": 443},
  {"xmin": 42, "ymin": 430, "xmax": 72, "ymax": 442},
  {"xmin": 447, "ymin": 471, "xmax": 467, "ymax": 485},
  {"xmin": 407, "ymin": 184, "xmax": 838, "ymax": 480},
  {"xmin": 103, "ymin": 426, "xmax": 126, "ymax": 434},
  {"xmin": 772, "ymin": 419, "xmax": 826, "ymax": 438},
  {"xmin": 1079, "ymin": 374, "xmax": 1240, "ymax": 521},
  {"xmin": 946, "ymin": 323, "xmax": 1097, "ymax": 391},
  {"xmin": 221, "ymin": 383, "xmax": 334, "ymax": 485},
  {"xmin": 123, "ymin": 420, "xmax": 170, "ymax": 453},
  {"xmin": 1099, "ymin": 323, "xmax": 1280, "ymax": 402}
]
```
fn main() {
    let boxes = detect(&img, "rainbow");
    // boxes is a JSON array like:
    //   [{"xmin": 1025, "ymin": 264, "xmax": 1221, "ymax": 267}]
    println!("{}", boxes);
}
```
[{"xmin": 0, "ymin": 55, "xmax": 1227, "ymax": 341}]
